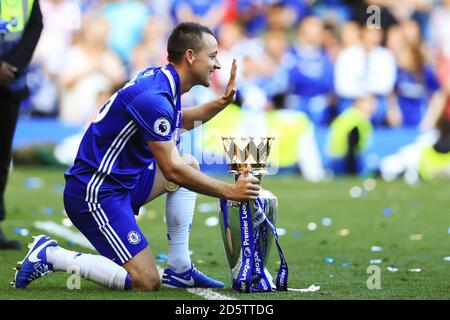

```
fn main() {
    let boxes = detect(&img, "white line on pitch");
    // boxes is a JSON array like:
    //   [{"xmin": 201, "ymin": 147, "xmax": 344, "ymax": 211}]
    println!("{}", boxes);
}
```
[
  {"xmin": 34, "ymin": 220, "xmax": 95, "ymax": 250},
  {"xmin": 187, "ymin": 288, "xmax": 236, "ymax": 300}
]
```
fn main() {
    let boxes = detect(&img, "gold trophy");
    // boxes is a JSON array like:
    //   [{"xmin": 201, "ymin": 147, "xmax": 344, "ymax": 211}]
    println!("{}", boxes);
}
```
[{"xmin": 219, "ymin": 136, "xmax": 279, "ymax": 290}]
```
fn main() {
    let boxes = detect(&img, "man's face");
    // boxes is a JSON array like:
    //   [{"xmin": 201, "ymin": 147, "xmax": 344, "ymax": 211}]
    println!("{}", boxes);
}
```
[{"xmin": 190, "ymin": 33, "xmax": 221, "ymax": 87}]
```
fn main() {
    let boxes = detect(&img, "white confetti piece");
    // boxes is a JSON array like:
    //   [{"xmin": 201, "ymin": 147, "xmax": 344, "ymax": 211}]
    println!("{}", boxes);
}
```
[
  {"xmin": 62, "ymin": 218, "xmax": 73, "ymax": 228},
  {"xmin": 205, "ymin": 216, "xmax": 219, "ymax": 227},
  {"xmin": 288, "ymin": 285, "xmax": 320, "ymax": 292},
  {"xmin": 198, "ymin": 203, "xmax": 218, "ymax": 213},
  {"xmin": 387, "ymin": 267, "xmax": 398, "ymax": 272},
  {"xmin": 410, "ymin": 234, "xmax": 423, "ymax": 241},
  {"xmin": 276, "ymin": 228, "xmax": 287, "ymax": 236},
  {"xmin": 370, "ymin": 259, "xmax": 382, "ymax": 264},
  {"xmin": 321, "ymin": 217, "xmax": 332, "ymax": 227},
  {"xmin": 363, "ymin": 178, "xmax": 376, "ymax": 191},
  {"xmin": 307, "ymin": 222, "xmax": 317, "ymax": 231},
  {"xmin": 349, "ymin": 186, "xmax": 363, "ymax": 198}
]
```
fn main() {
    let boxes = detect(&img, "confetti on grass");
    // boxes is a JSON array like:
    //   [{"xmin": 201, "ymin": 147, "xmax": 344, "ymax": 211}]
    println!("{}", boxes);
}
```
[
  {"xmin": 324, "ymin": 257, "xmax": 334, "ymax": 264},
  {"xmin": 321, "ymin": 217, "xmax": 332, "ymax": 227},
  {"xmin": 307, "ymin": 222, "xmax": 317, "ymax": 231},
  {"xmin": 205, "ymin": 216, "xmax": 219, "ymax": 227},
  {"xmin": 25, "ymin": 177, "xmax": 43, "ymax": 189}
]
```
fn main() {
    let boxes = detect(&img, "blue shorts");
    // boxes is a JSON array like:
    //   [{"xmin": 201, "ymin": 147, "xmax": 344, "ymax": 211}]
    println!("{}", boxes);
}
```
[{"xmin": 64, "ymin": 167, "xmax": 156, "ymax": 265}]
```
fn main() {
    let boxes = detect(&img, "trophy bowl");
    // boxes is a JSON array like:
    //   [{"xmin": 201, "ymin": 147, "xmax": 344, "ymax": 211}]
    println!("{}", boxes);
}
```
[{"xmin": 222, "ymin": 136, "xmax": 274, "ymax": 176}]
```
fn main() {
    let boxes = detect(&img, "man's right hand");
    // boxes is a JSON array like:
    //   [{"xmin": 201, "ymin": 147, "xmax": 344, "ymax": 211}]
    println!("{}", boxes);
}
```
[
  {"xmin": 228, "ymin": 168, "xmax": 261, "ymax": 202},
  {"xmin": 0, "ymin": 62, "xmax": 17, "ymax": 85}
]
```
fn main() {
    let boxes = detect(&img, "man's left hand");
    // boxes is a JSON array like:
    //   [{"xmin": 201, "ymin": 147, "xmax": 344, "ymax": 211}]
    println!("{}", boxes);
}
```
[{"xmin": 219, "ymin": 58, "xmax": 237, "ymax": 107}]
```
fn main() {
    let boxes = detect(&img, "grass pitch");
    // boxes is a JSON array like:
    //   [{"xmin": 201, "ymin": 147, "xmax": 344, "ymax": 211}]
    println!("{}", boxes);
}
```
[{"xmin": 0, "ymin": 167, "xmax": 449, "ymax": 300}]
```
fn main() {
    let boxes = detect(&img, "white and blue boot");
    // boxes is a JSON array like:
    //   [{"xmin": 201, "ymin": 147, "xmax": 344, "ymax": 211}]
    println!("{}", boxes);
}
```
[
  {"xmin": 162, "ymin": 264, "xmax": 225, "ymax": 288},
  {"xmin": 12, "ymin": 235, "xmax": 58, "ymax": 289}
]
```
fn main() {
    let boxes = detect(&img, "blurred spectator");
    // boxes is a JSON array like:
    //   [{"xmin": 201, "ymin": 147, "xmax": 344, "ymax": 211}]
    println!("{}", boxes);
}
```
[
  {"xmin": 171, "ymin": 0, "xmax": 226, "ymax": 31},
  {"xmin": 380, "ymin": 113, "xmax": 450, "ymax": 183},
  {"xmin": 27, "ymin": 0, "xmax": 78, "ymax": 116},
  {"xmin": 322, "ymin": 21, "xmax": 340, "ymax": 61},
  {"xmin": 239, "ymin": 42, "xmax": 272, "ymax": 115},
  {"xmin": 214, "ymin": 20, "xmax": 278, "ymax": 118},
  {"xmin": 34, "ymin": 0, "xmax": 75, "ymax": 76},
  {"xmin": 419, "ymin": 115, "xmax": 450, "ymax": 181},
  {"xmin": 339, "ymin": 20, "xmax": 361, "ymax": 48},
  {"xmin": 143, "ymin": 0, "xmax": 173, "ymax": 18},
  {"xmin": 265, "ymin": 109, "xmax": 326, "ymax": 181},
  {"xmin": 428, "ymin": 0, "xmax": 450, "ymax": 58},
  {"xmin": 235, "ymin": 0, "xmax": 272, "ymax": 37},
  {"xmin": 334, "ymin": 25, "xmax": 396, "ymax": 126},
  {"xmin": 327, "ymin": 95, "xmax": 376, "ymax": 176},
  {"xmin": 236, "ymin": 0, "xmax": 309, "ymax": 37},
  {"xmin": 399, "ymin": 18, "xmax": 423, "ymax": 48},
  {"xmin": 25, "ymin": 63, "xmax": 59, "ymax": 116},
  {"xmin": 259, "ymin": 29, "xmax": 290, "ymax": 106},
  {"xmin": 211, "ymin": 21, "xmax": 246, "ymax": 93},
  {"xmin": 130, "ymin": 17, "xmax": 172, "ymax": 76},
  {"xmin": 420, "ymin": 51, "xmax": 450, "ymax": 131},
  {"xmin": 12, "ymin": 84, "xmax": 119, "ymax": 168},
  {"xmin": 311, "ymin": 0, "xmax": 352, "ymax": 24},
  {"xmin": 265, "ymin": 2, "xmax": 297, "ymax": 32},
  {"xmin": 101, "ymin": 0, "xmax": 149, "ymax": 65},
  {"xmin": 59, "ymin": 16, "xmax": 126, "ymax": 125},
  {"xmin": 387, "ymin": 38, "xmax": 440, "ymax": 128},
  {"xmin": 385, "ymin": 24, "xmax": 404, "ymax": 57},
  {"xmin": 284, "ymin": 16, "xmax": 334, "ymax": 125}
]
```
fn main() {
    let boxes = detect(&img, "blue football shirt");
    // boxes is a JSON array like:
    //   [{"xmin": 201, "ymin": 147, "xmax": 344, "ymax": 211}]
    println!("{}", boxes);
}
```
[
  {"xmin": 395, "ymin": 65, "xmax": 440, "ymax": 127},
  {"xmin": 64, "ymin": 64, "xmax": 182, "ymax": 200}
]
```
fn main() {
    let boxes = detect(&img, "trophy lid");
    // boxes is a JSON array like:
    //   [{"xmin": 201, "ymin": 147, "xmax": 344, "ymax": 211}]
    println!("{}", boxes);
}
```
[{"xmin": 222, "ymin": 136, "xmax": 274, "ymax": 175}]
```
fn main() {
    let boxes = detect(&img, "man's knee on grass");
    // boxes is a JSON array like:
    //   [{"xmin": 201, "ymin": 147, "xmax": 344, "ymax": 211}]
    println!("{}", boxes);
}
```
[
  {"xmin": 130, "ymin": 271, "xmax": 161, "ymax": 291},
  {"xmin": 123, "ymin": 248, "xmax": 161, "ymax": 291}
]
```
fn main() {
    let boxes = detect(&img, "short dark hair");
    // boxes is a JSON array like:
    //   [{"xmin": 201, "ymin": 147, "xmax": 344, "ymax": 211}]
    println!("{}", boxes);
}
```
[{"xmin": 167, "ymin": 22, "xmax": 215, "ymax": 63}]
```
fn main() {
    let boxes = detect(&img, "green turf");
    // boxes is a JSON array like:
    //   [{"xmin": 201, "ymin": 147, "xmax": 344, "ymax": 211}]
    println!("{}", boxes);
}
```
[{"xmin": 0, "ymin": 167, "xmax": 449, "ymax": 300}]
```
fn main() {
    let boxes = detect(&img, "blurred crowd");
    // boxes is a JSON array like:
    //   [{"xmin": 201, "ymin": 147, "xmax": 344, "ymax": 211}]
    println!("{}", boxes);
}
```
[{"xmin": 23, "ymin": 0, "xmax": 450, "ymax": 132}]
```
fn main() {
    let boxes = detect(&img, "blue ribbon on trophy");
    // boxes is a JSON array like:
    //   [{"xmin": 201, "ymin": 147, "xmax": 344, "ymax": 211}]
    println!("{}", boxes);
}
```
[{"xmin": 219, "ymin": 136, "xmax": 288, "ymax": 293}]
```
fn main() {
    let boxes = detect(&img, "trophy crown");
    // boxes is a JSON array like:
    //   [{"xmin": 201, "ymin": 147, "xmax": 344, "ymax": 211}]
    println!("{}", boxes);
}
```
[{"xmin": 222, "ymin": 136, "xmax": 274, "ymax": 175}]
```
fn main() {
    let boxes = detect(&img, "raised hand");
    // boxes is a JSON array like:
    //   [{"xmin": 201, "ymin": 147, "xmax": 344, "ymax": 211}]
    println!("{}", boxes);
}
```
[{"xmin": 221, "ymin": 58, "xmax": 237, "ymax": 106}]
